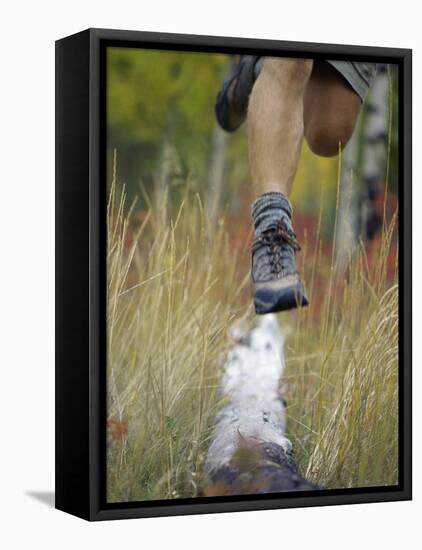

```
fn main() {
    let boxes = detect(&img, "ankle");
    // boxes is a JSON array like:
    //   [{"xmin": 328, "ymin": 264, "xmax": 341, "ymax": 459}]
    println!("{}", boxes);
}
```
[
  {"xmin": 251, "ymin": 192, "xmax": 293, "ymax": 234},
  {"xmin": 256, "ymin": 181, "xmax": 292, "ymax": 196}
]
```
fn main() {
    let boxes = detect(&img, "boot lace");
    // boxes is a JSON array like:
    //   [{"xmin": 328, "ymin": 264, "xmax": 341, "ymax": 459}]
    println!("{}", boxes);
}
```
[{"xmin": 252, "ymin": 219, "xmax": 300, "ymax": 277}]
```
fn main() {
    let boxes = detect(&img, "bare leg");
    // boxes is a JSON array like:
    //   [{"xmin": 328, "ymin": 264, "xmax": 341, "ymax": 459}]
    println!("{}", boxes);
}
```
[
  {"xmin": 246, "ymin": 58, "xmax": 362, "ymax": 314},
  {"xmin": 247, "ymin": 58, "xmax": 313, "ymax": 197},
  {"xmin": 304, "ymin": 61, "xmax": 361, "ymax": 157}
]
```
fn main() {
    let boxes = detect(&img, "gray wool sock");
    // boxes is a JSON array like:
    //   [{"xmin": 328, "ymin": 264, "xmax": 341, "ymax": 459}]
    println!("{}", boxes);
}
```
[{"xmin": 251, "ymin": 192, "xmax": 293, "ymax": 235}]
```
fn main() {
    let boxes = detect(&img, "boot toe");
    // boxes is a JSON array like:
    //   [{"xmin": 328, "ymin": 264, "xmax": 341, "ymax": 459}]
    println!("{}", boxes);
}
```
[{"xmin": 254, "ymin": 281, "xmax": 309, "ymax": 314}]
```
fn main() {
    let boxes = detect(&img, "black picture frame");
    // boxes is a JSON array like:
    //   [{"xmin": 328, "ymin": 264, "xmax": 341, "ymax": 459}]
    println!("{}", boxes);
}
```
[{"xmin": 55, "ymin": 27, "xmax": 412, "ymax": 521}]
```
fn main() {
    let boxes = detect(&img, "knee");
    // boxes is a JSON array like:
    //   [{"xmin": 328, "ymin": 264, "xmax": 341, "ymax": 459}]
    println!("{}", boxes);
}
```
[
  {"xmin": 263, "ymin": 57, "xmax": 313, "ymax": 89},
  {"xmin": 306, "ymin": 115, "xmax": 356, "ymax": 157}
]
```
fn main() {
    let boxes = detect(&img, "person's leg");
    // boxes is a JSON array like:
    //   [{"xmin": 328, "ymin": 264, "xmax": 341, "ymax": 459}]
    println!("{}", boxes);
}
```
[
  {"xmin": 217, "ymin": 57, "xmax": 364, "ymax": 313},
  {"xmin": 247, "ymin": 58, "xmax": 364, "ymax": 314},
  {"xmin": 304, "ymin": 60, "xmax": 362, "ymax": 157},
  {"xmin": 248, "ymin": 58, "xmax": 314, "ymax": 197},
  {"xmin": 247, "ymin": 58, "xmax": 313, "ymax": 314}
]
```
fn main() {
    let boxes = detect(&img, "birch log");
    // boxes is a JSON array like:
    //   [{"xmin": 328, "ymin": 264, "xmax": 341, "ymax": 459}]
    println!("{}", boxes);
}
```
[{"xmin": 204, "ymin": 314, "xmax": 318, "ymax": 496}]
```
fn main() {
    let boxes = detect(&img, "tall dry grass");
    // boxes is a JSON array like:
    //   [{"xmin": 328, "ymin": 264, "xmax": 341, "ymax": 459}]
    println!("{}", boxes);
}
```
[
  {"xmin": 285, "ymin": 213, "xmax": 398, "ymax": 489},
  {"xmin": 107, "ymin": 172, "xmax": 398, "ymax": 501},
  {"xmin": 107, "ymin": 180, "xmax": 251, "ymax": 502}
]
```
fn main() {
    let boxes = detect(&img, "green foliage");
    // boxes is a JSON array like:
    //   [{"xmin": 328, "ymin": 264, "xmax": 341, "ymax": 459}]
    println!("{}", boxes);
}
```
[
  {"xmin": 107, "ymin": 48, "xmax": 228, "ymax": 196},
  {"xmin": 108, "ymin": 48, "xmax": 225, "ymax": 142}
]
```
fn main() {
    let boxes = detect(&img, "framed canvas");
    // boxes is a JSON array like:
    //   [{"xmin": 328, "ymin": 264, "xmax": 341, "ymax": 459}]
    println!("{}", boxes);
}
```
[{"xmin": 55, "ymin": 28, "xmax": 412, "ymax": 521}]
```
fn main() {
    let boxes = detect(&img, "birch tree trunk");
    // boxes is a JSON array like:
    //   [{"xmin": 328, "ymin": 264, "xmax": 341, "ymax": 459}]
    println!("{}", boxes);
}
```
[
  {"xmin": 360, "ymin": 64, "xmax": 390, "ymax": 240},
  {"xmin": 206, "ymin": 60, "xmax": 233, "ymax": 226},
  {"xmin": 336, "ymin": 65, "xmax": 390, "ymax": 273},
  {"xmin": 204, "ymin": 315, "xmax": 318, "ymax": 496},
  {"xmin": 335, "ymin": 114, "xmax": 362, "ymax": 274},
  {"xmin": 206, "ymin": 124, "xmax": 229, "ymax": 226}
]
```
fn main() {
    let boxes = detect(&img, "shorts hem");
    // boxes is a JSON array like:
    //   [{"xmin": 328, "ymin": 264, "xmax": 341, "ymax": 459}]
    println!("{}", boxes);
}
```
[{"xmin": 326, "ymin": 60, "xmax": 372, "ymax": 101}]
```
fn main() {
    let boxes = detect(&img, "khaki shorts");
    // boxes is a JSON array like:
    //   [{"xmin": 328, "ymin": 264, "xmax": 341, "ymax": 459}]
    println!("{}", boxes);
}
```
[{"xmin": 327, "ymin": 61, "xmax": 377, "ymax": 101}]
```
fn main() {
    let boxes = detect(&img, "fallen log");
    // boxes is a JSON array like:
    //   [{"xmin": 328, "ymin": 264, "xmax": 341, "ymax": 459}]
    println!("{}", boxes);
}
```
[{"xmin": 204, "ymin": 314, "xmax": 319, "ymax": 496}]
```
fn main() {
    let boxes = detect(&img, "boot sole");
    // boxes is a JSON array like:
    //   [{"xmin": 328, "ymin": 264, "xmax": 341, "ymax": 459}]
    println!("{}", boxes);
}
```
[
  {"xmin": 254, "ymin": 281, "xmax": 309, "ymax": 315},
  {"xmin": 216, "ymin": 56, "xmax": 262, "ymax": 132}
]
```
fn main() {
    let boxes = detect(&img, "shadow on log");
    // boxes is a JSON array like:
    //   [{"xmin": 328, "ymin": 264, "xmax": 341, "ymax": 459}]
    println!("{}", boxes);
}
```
[{"xmin": 203, "ymin": 315, "xmax": 319, "ymax": 496}]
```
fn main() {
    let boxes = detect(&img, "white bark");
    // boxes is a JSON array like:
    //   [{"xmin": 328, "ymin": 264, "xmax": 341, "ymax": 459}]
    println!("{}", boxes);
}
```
[
  {"xmin": 206, "ymin": 125, "xmax": 229, "ymax": 226},
  {"xmin": 336, "ymin": 66, "xmax": 390, "ymax": 271},
  {"xmin": 336, "ymin": 118, "xmax": 361, "ymax": 274},
  {"xmin": 361, "ymin": 66, "xmax": 390, "ymax": 183},
  {"xmin": 206, "ymin": 314, "xmax": 291, "ymax": 474}
]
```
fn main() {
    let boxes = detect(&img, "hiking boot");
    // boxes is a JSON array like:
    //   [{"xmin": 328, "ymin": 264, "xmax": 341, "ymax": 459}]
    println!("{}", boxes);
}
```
[
  {"xmin": 216, "ymin": 56, "xmax": 263, "ymax": 132},
  {"xmin": 251, "ymin": 193, "xmax": 308, "ymax": 315}
]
